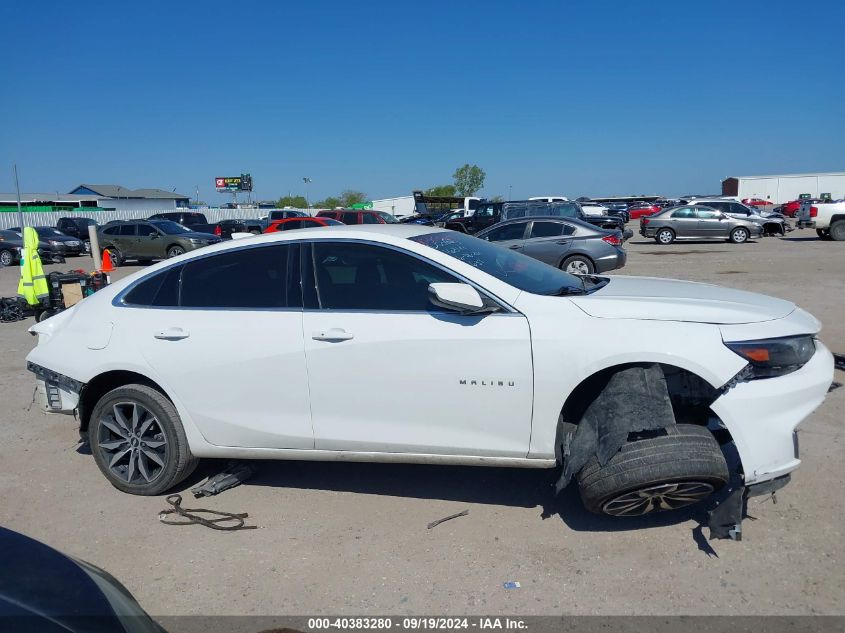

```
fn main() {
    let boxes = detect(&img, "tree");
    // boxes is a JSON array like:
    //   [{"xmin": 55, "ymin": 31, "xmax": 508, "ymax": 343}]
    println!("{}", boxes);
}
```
[
  {"xmin": 276, "ymin": 195, "xmax": 309, "ymax": 208},
  {"xmin": 313, "ymin": 196, "xmax": 341, "ymax": 209},
  {"xmin": 424, "ymin": 184, "xmax": 457, "ymax": 197},
  {"xmin": 489, "ymin": 195, "xmax": 504, "ymax": 202},
  {"xmin": 452, "ymin": 164, "xmax": 486, "ymax": 196},
  {"xmin": 339, "ymin": 190, "xmax": 368, "ymax": 207}
]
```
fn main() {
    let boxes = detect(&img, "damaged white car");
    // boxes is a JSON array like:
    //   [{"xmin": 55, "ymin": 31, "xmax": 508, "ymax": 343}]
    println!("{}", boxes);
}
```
[{"xmin": 26, "ymin": 226, "xmax": 834, "ymax": 533}]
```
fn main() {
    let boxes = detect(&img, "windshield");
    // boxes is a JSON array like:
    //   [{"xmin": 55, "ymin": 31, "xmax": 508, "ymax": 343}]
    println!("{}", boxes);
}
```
[
  {"xmin": 409, "ymin": 231, "xmax": 588, "ymax": 295},
  {"xmin": 150, "ymin": 220, "xmax": 190, "ymax": 235},
  {"xmin": 374, "ymin": 211, "xmax": 398, "ymax": 224}
]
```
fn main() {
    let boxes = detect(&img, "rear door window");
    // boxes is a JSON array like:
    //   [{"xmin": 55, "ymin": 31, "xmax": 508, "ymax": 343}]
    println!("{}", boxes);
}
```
[
  {"xmin": 530, "ymin": 221, "xmax": 571, "ymax": 238},
  {"xmin": 123, "ymin": 265, "xmax": 182, "ymax": 307},
  {"xmin": 137, "ymin": 224, "xmax": 158, "ymax": 236},
  {"xmin": 180, "ymin": 245, "xmax": 297, "ymax": 309},
  {"xmin": 341, "ymin": 212, "xmax": 359, "ymax": 224},
  {"xmin": 361, "ymin": 213, "xmax": 379, "ymax": 224},
  {"xmin": 483, "ymin": 222, "xmax": 528, "ymax": 242}
]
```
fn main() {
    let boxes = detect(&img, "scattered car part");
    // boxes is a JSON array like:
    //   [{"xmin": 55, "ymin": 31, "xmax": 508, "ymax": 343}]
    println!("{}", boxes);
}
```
[
  {"xmin": 158, "ymin": 494, "xmax": 257, "ymax": 531},
  {"xmin": 191, "ymin": 460, "xmax": 258, "ymax": 498},
  {"xmin": 427, "ymin": 509, "xmax": 469, "ymax": 530}
]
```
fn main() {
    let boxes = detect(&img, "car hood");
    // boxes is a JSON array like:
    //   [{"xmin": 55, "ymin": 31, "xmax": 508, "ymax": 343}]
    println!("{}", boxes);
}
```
[{"xmin": 569, "ymin": 276, "xmax": 795, "ymax": 324}]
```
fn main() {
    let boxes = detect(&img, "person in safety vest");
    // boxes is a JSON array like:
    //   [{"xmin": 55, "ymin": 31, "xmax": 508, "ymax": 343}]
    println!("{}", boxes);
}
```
[{"xmin": 17, "ymin": 227, "xmax": 49, "ymax": 305}]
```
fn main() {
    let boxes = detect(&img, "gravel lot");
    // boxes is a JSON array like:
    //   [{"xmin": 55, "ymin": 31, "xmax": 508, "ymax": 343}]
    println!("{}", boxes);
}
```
[{"xmin": 0, "ymin": 230, "xmax": 843, "ymax": 618}]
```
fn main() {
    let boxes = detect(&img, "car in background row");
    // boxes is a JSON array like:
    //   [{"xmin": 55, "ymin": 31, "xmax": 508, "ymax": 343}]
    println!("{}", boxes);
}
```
[
  {"xmin": 684, "ymin": 199, "xmax": 789, "ymax": 235},
  {"xmin": 56, "ymin": 217, "xmax": 97, "ymax": 251},
  {"xmin": 215, "ymin": 218, "xmax": 270, "ymax": 239},
  {"xmin": 317, "ymin": 209, "xmax": 399, "ymax": 224},
  {"xmin": 742, "ymin": 198, "xmax": 772, "ymax": 208},
  {"xmin": 641, "ymin": 205, "xmax": 763, "ymax": 244},
  {"xmin": 476, "ymin": 216, "xmax": 626, "ymax": 274},
  {"xmin": 148, "ymin": 211, "xmax": 219, "ymax": 235},
  {"xmin": 444, "ymin": 200, "xmax": 628, "ymax": 236},
  {"xmin": 98, "ymin": 219, "xmax": 221, "ymax": 266},
  {"xmin": 778, "ymin": 199, "xmax": 823, "ymax": 218},
  {"xmin": 267, "ymin": 209, "xmax": 309, "ymax": 222},
  {"xmin": 628, "ymin": 203, "xmax": 662, "ymax": 220},
  {"xmin": 265, "ymin": 217, "xmax": 343, "ymax": 232},
  {"xmin": 8, "ymin": 226, "xmax": 85, "ymax": 256},
  {"xmin": 0, "ymin": 230, "xmax": 23, "ymax": 266}
]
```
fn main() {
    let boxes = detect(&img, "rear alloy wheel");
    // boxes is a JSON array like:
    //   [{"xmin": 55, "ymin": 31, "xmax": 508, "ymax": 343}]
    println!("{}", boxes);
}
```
[
  {"xmin": 729, "ymin": 227, "xmax": 749, "ymax": 244},
  {"xmin": 816, "ymin": 229, "xmax": 832, "ymax": 241},
  {"xmin": 89, "ymin": 384, "xmax": 198, "ymax": 495},
  {"xmin": 577, "ymin": 424, "xmax": 729, "ymax": 516},
  {"xmin": 0, "ymin": 248, "xmax": 14, "ymax": 267},
  {"xmin": 830, "ymin": 221, "xmax": 845, "ymax": 242},
  {"xmin": 167, "ymin": 245, "xmax": 185, "ymax": 258},
  {"xmin": 562, "ymin": 255, "xmax": 595, "ymax": 275},
  {"xmin": 655, "ymin": 228, "xmax": 674, "ymax": 244},
  {"xmin": 102, "ymin": 248, "xmax": 122, "ymax": 267}
]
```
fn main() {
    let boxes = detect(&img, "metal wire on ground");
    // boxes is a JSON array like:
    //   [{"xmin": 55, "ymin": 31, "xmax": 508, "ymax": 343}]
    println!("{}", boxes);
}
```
[{"xmin": 158, "ymin": 494, "xmax": 258, "ymax": 531}]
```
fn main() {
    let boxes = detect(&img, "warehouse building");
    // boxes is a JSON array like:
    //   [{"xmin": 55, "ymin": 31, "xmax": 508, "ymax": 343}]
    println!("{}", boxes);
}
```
[
  {"xmin": 68, "ymin": 184, "xmax": 190, "ymax": 211},
  {"xmin": 721, "ymin": 172, "xmax": 845, "ymax": 204}
]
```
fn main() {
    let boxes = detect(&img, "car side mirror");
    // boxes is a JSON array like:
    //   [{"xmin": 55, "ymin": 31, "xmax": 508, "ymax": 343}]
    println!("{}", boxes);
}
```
[
  {"xmin": 428, "ymin": 283, "xmax": 487, "ymax": 314},
  {"xmin": 150, "ymin": 233, "xmax": 160, "ymax": 238}
]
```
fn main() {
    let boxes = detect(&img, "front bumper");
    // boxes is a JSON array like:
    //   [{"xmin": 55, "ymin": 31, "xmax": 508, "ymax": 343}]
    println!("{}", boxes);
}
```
[{"xmin": 710, "ymin": 339, "xmax": 834, "ymax": 485}]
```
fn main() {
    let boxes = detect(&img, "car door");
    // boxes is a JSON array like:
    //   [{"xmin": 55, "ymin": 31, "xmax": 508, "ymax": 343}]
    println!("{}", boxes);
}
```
[
  {"xmin": 135, "ymin": 223, "xmax": 163, "ymax": 258},
  {"xmin": 302, "ymin": 240, "xmax": 534, "ymax": 457},
  {"xmin": 123, "ymin": 243, "xmax": 313, "ymax": 449},
  {"xmin": 117, "ymin": 223, "xmax": 140, "ymax": 256},
  {"xmin": 694, "ymin": 208, "xmax": 728, "ymax": 237},
  {"xmin": 522, "ymin": 220, "xmax": 576, "ymax": 265},
  {"xmin": 479, "ymin": 221, "xmax": 529, "ymax": 253},
  {"xmin": 469, "ymin": 205, "xmax": 497, "ymax": 233},
  {"xmin": 668, "ymin": 207, "xmax": 699, "ymax": 236}
]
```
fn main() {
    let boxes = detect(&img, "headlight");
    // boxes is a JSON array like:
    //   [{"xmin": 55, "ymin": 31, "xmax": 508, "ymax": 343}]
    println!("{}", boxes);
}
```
[
  {"xmin": 725, "ymin": 335, "xmax": 816, "ymax": 378},
  {"xmin": 48, "ymin": 240, "xmax": 61, "ymax": 246},
  {"xmin": 188, "ymin": 238, "xmax": 204, "ymax": 244}
]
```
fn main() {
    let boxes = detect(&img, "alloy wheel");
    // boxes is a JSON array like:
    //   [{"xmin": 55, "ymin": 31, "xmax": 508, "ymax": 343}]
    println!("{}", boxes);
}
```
[
  {"xmin": 565, "ymin": 259, "xmax": 591, "ymax": 275},
  {"xmin": 602, "ymin": 481, "xmax": 714, "ymax": 516},
  {"xmin": 0, "ymin": 250, "xmax": 12, "ymax": 266},
  {"xmin": 96, "ymin": 402, "xmax": 168, "ymax": 484},
  {"xmin": 733, "ymin": 228, "xmax": 748, "ymax": 243},
  {"xmin": 657, "ymin": 230, "xmax": 673, "ymax": 244},
  {"xmin": 168, "ymin": 246, "xmax": 184, "ymax": 257}
]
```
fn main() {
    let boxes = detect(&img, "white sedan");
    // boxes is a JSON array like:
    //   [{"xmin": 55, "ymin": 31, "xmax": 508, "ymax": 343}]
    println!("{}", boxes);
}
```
[{"xmin": 26, "ymin": 225, "xmax": 833, "ymax": 519}]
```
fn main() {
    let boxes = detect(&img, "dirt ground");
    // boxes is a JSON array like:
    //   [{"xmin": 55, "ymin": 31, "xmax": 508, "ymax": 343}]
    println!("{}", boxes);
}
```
[{"xmin": 0, "ymin": 230, "xmax": 843, "ymax": 618}]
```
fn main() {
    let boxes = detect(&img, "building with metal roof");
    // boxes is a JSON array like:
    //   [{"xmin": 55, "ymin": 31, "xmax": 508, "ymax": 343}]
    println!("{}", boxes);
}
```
[{"xmin": 722, "ymin": 172, "xmax": 845, "ymax": 203}]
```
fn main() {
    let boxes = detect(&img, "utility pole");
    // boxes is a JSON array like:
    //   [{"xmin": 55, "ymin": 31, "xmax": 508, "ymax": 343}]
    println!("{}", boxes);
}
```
[{"xmin": 13, "ymin": 164, "xmax": 24, "ymax": 229}]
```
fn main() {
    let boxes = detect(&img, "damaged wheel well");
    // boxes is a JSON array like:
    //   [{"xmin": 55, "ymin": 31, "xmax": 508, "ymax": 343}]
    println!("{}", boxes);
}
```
[
  {"xmin": 78, "ymin": 370, "xmax": 168, "ymax": 435},
  {"xmin": 560, "ymin": 363, "xmax": 724, "ymax": 429}
]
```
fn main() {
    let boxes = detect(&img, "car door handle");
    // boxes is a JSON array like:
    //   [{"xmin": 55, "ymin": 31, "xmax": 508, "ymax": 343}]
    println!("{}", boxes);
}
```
[
  {"xmin": 556, "ymin": 239, "xmax": 572, "ymax": 244},
  {"xmin": 312, "ymin": 328, "xmax": 354, "ymax": 342},
  {"xmin": 154, "ymin": 327, "xmax": 190, "ymax": 340},
  {"xmin": 508, "ymin": 244, "xmax": 521, "ymax": 250}
]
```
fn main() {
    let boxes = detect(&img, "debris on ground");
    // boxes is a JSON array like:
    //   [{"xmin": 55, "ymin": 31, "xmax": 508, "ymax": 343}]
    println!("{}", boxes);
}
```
[
  {"xmin": 158, "ymin": 494, "xmax": 257, "ymax": 531},
  {"xmin": 191, "ymin": 460, "xmax": 258, "ymax": 498},
  {"xmin": 503, "ymin": 581, "xmax": 521, "ymax": 589},
  {"xmin": 833, "ymin": 353, "xmax": 845, "ymax": 371},
  {"xmin": 427, "ymin": 509, "xmax": 469, "ymax": 530}
]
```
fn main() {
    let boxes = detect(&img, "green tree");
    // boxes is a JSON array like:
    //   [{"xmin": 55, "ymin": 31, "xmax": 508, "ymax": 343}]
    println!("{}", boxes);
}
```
[
  {"xmin": 314, "ymin": 196, "xmax": 342, "ymax": 209},
  {"xmin": 424, "ymin": 184, "xmax": 457, "ymax": 197},
  {"xmin": 339, "ymin": 190, "xmax": 368, "ymax": 207},
  {"xmin": 452, "ymin": 164, "xmax": 486, "ymax": 196},
  {"xmin": 276, "ymin": 195, "xmax": 309, "ymax": 208}
]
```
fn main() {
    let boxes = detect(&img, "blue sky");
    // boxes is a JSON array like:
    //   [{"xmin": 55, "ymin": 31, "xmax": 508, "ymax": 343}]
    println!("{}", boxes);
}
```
[{"xmin": 1, "ymin": 0, "xmax": 843, "ymax": 204}]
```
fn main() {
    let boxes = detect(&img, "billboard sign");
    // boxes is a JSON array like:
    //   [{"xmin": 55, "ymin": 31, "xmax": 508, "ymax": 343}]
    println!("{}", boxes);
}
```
[{"xmin": 215, "ymin": 174, "xmax": 253, "ymax": 192}]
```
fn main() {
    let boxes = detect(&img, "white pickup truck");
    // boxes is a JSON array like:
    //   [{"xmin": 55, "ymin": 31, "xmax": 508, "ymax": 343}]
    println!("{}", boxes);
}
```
[{"xmin": 796, "ymin": 201, "xmax": 845, "ymax": 240}]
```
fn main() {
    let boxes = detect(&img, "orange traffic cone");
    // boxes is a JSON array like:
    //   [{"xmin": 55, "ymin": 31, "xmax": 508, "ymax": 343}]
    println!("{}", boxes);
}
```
[{"xmin": 101, "ymin": 249, "xmax": 115, "ymax": 273}]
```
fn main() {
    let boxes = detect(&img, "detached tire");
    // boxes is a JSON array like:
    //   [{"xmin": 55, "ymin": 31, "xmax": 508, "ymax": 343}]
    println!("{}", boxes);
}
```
[
  {"xmin": 577, "ymin": 424, "xmax": 728, "ymax": 517},
  {"xmin": 89, "ymin": 384, "xmax": 198, "ymax": 495}
]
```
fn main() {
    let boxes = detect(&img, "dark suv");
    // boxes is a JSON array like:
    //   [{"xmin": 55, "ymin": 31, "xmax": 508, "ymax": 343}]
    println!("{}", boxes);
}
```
[
  {"xmin": 445, "ymin": 200, "xmax": 628, "ymax": 235},
  {"xmin": 98, "ymin": 220, "xmax": 221, "ymax": 266},
  {"xmin": 56, "ymin": 217, "xmax": 98, "ymax": 250},
  {"xmin": 316, "ymin": 209, "xmax": 399, "ymax": 224}
]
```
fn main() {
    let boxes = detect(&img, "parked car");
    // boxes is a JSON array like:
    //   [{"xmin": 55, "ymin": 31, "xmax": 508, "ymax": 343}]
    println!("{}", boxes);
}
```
[
  {"xmin": 0, "ymin": 230, "xmax": 22, "ymax": 266},
  {"xmin": 0, "ymin": 526, "xmax": 163, "ymax": 632},
  {"xmin": 215, "ymin": 218, "xmax": 268, "ymax": 239},
  {"xmin": 56, "ymin": 217, "xmax": 98, "ymax": 251},
  {"xmin": 794, "ymin": 200, "xmax": 845, "ymax": 241},
  {"xmin": 148, "ymin": 211, "xmax": 218, "ymax": 235},
  {"xmin": 641, "ymin": 205, "xmax": 763, "ymax": 244},
  {"xmin": 316, "ymin": 209, "xmax": 399, "ymax": 224},
  {"xmin": 598, "ymin": 203, "xmax": 631, "ymax": 223},
  {"xmin": 9, "ymin": 226, "xmax": 84, "ymax": 256},
  {"xmin": 476, "ymin": 216, "xmax": 626, "ymax": 274},
  {"xmin": 267, "ymin": 209, "xmax": 309, "ymax": 222},
  {"xmin": 685, "ymin": 199, "xmax": 789, "ymax": 235},
  {"xmin": 27, "ymin": 225, "xmax": 833, "ymax": 529},
  {"xmin": 779, "ymin": 199, "xmax": 823, "ymax": 218},
  {"xmin": 264, "ymin": 217, "xmax": 343, "ymax": 232},
  {"xmin": 98, "ymin": 219, "xmax": 221, "ymax": 265},
  {"xmin": 628, "ymin": 203, "xmax": 661, "ymax": 220},
  {"xmin": 2, "ymin": 228, "xmax": 59, "ymax": 261},
  {"xmin": 742, "ymin": 198, "xmax": 772, "ymax": 208},
  {"xmin": 445, "ymin": 200, "xmax": 629, "ymax": 236}
]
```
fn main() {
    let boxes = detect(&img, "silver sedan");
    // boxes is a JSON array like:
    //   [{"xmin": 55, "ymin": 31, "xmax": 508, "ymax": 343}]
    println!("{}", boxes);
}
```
[
  {"xmin": 640, "ymin": 205, "xmax": 763, "ymax": 244},
  {"xmin": 475, "ymin": 216, "xmax": 627, "ymax": 274}
]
